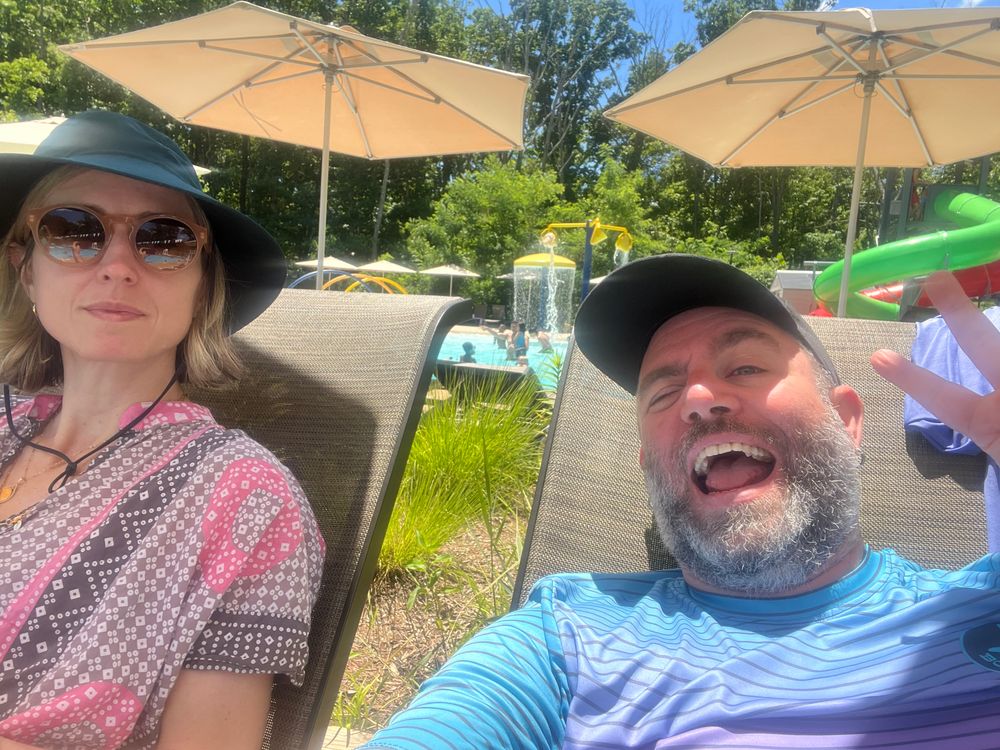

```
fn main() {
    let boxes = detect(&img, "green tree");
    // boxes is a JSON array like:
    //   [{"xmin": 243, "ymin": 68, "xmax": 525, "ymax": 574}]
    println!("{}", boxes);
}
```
[
  {"xmin": 406, "ymin": 156, "xmax": 565, "ymax": 303},
  {"xmin": 467, "ymin": 0, "xmax": 642, "ymax": 193}
]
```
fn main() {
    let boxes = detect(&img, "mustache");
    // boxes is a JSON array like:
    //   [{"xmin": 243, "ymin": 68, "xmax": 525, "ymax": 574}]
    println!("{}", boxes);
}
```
[{"xmin": 661, "ymin": 417, "xmax": 787, "ymax": 474}]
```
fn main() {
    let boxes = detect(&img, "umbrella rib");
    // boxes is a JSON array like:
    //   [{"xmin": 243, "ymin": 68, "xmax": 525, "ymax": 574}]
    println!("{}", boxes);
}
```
[
  {"xmin": 874, "ymin": 16, "xmax": 1000, "ymax": 37},
  {"xmin": 720, "ymin": 37, "xmax": 866, "ymax": 166},
  {"xmin": 817, "ymin": 28, "xmax": 869, "ymax": 78},
  {"xmin": 244, "ymin": 67, "xmax": 321, "ymax": 88},
  {"xmin": 332, "ymin": 43, "xmax": 374, "ymax": 159},
  {"xmin": 873, "ymin": 81, "xmax": 932, "ymax": 164},
  {"xmin": 884, "ymin": 31, "xmax": 1000, "ymax": 71},
  {"xmin": 199, "ymin": 41, "xmax": 318, "ymax": 68},
  {"xmin": 882, "ymin": 21, "xmax": 999, "ymax": 75},
  {"xmin": 335, "ymin": 56, "xmax": 429, "ymax": 70},
  {"xmin": 753, "ymin": 11, "xmax": 879, "ymax": 36},
  {"xmin": 290, "ymin": 23, "xmax": 327, "ymax": 67},
  {"xmin": 63, "ymin": 32, "xmax": 295, "ymax": 50},
  {"xmin": 337, "ymin": 38, "xmax": 521, "ymax": 149},
  {"xmin": 337, "ymin": 69, "xmax": 440, "ymax": 104},
  {"xmin": 611, "ymin": 44, "xmax": 835, "ymax": 115},
  {"xmin": 727, "ymin": 75, "xmax": 856, "ymax": 84},
  {"xmin": 886, "ymin": 72, "xmax": 1000, "ymax": 80},
  {"xmin": 295, "ymin": 27, "xmax": 439, "ymax": 103},
  {"xmin": 775, "ymin": 80, "xmax": 856, "ymax": 119},
  {"xmin": 875, "ymin": 41, "xmax": 933, "ymax": 166},
  {"xmin": 182, "ymin": 43, "xmax": 311, "ymax": 121},
  {"xmin": 720, "ymin": 80, "xmax": 855, "ymax": 165}
]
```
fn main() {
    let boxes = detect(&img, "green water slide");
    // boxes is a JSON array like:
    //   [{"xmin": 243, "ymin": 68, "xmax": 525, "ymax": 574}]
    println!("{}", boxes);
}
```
[{"xmin": 814, "ymin": 191, "xmax": 1000, "ymax": 320}]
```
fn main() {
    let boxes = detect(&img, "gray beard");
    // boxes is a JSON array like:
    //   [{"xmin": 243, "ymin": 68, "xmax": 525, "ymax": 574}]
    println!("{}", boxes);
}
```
[{"xmin": 643, "ymin": 404, "xmax": 862, "ymax": 595}]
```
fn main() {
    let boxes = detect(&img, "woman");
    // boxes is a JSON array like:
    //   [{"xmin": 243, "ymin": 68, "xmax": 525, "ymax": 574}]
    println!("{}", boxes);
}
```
[
  {"xmin": 507, "ymin": 320, "xmax": 528, "ymax": 360},
  {"xmin": 0, "ymin": 111, "xmax": 324, "ymax": 750}
]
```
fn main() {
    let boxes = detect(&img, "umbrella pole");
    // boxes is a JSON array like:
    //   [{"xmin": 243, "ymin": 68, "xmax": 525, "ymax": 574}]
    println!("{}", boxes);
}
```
[
  {"xmin": 837, "ymin": 70, "xmax": 877, "ymax": 317},
  {"xmin": 316, "ymin": 70, "xmax": 335, "ymax": 290},
  {"xmin": 449, "ymin": 276, "xmax": 453, "ymax": 296}
]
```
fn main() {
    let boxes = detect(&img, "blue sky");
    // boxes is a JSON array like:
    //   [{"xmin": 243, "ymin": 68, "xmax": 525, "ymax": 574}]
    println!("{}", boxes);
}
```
[
  {"xmin": 627, "ymin": 0, "xmax": 1000, "ymax": 51},
  {"xmin": 475, "ymin": 1, "xmax": 1000, "ymax": 55}
]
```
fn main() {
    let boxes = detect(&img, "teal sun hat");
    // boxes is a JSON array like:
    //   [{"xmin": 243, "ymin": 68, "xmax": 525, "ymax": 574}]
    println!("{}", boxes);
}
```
[{"xmin": 0, "ymin": 110, "xmax": 285, "ymax": 332}]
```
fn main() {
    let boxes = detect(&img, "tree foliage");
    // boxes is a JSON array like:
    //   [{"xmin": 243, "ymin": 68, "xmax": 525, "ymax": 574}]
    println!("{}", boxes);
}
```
[{"xmin": 4, "ymin": 0, "xmax": 986, "ymax": 311}]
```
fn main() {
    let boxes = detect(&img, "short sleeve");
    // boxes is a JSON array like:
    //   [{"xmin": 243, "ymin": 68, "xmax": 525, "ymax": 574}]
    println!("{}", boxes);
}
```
[
  {"xmin": 361, "ymin": 579, "xmax": 571, "ymax": 750},
  {"xmin": 184, "ymin": 451, "xmax": 325, "ymax": 686}
]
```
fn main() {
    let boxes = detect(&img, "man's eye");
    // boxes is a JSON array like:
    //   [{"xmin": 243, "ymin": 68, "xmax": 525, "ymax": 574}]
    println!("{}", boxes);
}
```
[
  {"xmin": 731, "ymin": 365, "xmax": 763, "ymax": 376},
  {"xmin": 647, "ymin": 388, "xmax": 680, "ymax": 408}
]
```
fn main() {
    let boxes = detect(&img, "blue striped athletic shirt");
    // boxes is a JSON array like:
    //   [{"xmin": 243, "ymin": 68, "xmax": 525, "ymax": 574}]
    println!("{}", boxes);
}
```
[{"xmin": 362, "ymin": 547, "xmax": 1000, "ymax": 749}]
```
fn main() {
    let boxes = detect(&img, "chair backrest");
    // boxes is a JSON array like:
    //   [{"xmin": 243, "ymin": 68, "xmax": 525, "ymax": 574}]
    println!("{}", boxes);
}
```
[
  {"xmin": 189, "ymin": 289, "xmax": 470, "ymax": 750},
  {"xmin": 513, "ymin": 316, "xmax": 989, "ymax": 606}
]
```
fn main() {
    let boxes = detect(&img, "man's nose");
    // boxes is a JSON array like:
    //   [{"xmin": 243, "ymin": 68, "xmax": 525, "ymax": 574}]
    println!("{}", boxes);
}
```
[{"xmin": 680, "ymin": 379, "xmax": 737, "ymax": 423}]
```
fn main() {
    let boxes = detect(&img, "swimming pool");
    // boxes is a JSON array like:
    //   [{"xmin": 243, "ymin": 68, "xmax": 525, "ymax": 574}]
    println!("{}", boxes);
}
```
[{"xmin": 437, "ymin": 331, "xmax": 567, "ymax": 389}]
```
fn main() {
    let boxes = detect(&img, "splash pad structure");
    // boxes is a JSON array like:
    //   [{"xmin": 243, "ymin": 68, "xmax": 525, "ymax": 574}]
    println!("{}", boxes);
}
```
[{"xmin": 512, "ymin": 253, "xmax": 576, "ymax": 332}]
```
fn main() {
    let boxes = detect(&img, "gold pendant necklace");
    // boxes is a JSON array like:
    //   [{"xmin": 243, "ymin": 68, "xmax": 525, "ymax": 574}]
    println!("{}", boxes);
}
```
[
  {"xmin": 0, "ymin": 435, "xmax": 104, "ymax": 504},
  {"xmin": 0, "ymin": 448, "xmax": 38, "ymax": 504}
]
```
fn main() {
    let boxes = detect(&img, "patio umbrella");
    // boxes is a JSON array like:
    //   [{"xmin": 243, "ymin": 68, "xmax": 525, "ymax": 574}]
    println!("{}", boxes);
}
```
[
  {"xmin": 294, "ymin": 255, "xmax": 357, "ymax": 270},
  {"xmin": 605, "ymin": 7, "xmax": 1000, "ymax": 316},
  {"xmin": 0, "ymin": 116, "xmax": 210, "ymax": 175},
  {"xmin": 60, "ymin": 1, "xmax": 529, "ymax": 288},
  {"xmin": 356, "ymin": 260, "xmax": 416, "ymax": 274},
  {"xmin": 420, "ymin": 263, "xmax": 480, "ymax": 295},
  {"xmin": 0, "ymin": 116, "xmax": 69, "ymax": 154}
]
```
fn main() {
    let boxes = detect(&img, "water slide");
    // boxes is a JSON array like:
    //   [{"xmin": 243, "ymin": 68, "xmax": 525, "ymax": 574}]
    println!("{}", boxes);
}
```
[{"xmin": 814, "ymin": 191, "xmax": 1000, "ymax": 320}]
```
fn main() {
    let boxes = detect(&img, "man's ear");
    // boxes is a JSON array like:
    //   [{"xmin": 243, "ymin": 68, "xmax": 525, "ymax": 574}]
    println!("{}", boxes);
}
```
[
  {"xmin": 829, "ymin": 384, "xmax": 864, "ymax": 448},
  {"xmin": 638, "ymin": 446, "xmax": 646, "ymax": 470}
]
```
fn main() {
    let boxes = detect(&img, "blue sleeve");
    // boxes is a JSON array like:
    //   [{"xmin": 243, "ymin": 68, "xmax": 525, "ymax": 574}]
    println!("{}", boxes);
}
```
[{"xmin": 360, "ymin": 582, "xmax": 571, "ymax": 750}]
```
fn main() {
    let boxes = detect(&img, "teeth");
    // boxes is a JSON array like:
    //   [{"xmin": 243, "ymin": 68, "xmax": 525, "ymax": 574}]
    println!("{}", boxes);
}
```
[{"xmin": 693, "ymin": 442, "xmax": 774, "ymax": 477}]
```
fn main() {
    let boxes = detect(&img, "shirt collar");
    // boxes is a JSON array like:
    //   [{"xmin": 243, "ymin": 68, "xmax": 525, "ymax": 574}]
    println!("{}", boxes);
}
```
[{"xmin": 23, "ymin": 396, "xmax": 214, "ymax": 432}]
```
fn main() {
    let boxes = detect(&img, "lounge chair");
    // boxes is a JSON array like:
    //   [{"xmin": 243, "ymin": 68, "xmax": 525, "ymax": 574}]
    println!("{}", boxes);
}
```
[
  {"xmin": 513, "ymin": 316, "xmax": 988, "ymax": 605},
  {"xmin": 190, "ymin": 289, "xmax": 470, "ymax": 749}
]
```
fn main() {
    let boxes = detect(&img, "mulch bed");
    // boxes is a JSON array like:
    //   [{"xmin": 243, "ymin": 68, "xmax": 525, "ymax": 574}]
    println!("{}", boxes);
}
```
[{"xmin": 336, "ymin": 517, "xmax": 522, "ymax": 731}]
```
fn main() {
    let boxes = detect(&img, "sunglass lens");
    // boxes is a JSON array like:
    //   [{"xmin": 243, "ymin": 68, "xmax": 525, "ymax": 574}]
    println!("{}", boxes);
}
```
[
  {"xmin": 135, "ymin": 219, "xmax": 199, "ymax": 270},
  {"xmin": 38, "ymin": 208, "xmax": 105, "ymax": 263}
]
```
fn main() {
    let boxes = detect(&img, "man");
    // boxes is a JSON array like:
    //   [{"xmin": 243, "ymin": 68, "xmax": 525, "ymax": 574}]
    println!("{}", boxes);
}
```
[{"xmin": 362, "ymin": 255, "xmax": 1000, "ymax": 750}]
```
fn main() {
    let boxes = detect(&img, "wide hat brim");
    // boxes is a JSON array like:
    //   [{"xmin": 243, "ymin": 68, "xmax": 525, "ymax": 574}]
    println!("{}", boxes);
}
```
[
  {"xmin": 0, "ymin": 118, "xmax": 284, "ymax": 333},
  {"xmin": 574, "ymin": 254, "xmax": 840, "ymax": 394}
]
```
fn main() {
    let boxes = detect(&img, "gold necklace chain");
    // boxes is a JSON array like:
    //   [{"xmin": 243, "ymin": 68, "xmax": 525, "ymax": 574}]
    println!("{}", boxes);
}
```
[
  {"xmin": 0, "ymin": 437, "xmax": 105, "ymax": 505},
  {"xmin": 0, "ymin": 439, "xmax": 106, "ymax": 533}
]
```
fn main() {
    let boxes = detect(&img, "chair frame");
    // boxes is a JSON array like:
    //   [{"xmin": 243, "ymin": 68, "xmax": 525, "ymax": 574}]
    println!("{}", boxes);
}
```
[{"xmin": 195, "ymin": 289, "xmax": 471, "ymax": 749}]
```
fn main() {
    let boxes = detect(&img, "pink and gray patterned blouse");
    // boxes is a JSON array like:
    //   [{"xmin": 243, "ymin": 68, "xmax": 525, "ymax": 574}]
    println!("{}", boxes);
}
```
[{"xmin": 0, "ymin": 395, "xmax": 325, "ymax": 749}]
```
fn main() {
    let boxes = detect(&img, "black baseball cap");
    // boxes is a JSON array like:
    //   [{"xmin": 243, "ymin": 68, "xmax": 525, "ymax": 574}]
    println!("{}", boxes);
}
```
[
  {"xmin": 0, "ymin": 110, "xmax": 285, "ymax": 333},
  {"xmin": 574, "ymin": 254, "xmax": 840, "ymax": 394}
]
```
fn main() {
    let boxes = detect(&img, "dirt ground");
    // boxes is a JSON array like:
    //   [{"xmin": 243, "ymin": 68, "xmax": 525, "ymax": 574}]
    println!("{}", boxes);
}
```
[{"xmin": 335, "ymin": 517, "xmax": 523, "ymax": 732}]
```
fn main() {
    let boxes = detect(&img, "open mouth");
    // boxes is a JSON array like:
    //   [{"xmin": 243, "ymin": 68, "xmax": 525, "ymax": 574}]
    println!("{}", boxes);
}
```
[{"xmin": 692, "ymin": 442, "xmax": 776, "ymax": 494}]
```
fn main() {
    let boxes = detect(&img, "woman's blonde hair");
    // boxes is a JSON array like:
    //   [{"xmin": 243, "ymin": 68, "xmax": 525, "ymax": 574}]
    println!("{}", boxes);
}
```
[{"xmin": 0, "ymin": 165, "xmax": 241, "ymax": 392}]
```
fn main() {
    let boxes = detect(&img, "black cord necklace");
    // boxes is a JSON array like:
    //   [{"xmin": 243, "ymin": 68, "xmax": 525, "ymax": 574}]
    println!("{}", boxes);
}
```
[{"xmin": 2, "ymin": 374, "xmax": 179, "ymax": 493}]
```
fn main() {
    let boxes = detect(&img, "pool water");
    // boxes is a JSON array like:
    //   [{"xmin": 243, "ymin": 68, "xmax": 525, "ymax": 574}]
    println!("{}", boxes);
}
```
[{"xmin": 437, "ymin": 331, "xmax": 566, "ymax": 389}]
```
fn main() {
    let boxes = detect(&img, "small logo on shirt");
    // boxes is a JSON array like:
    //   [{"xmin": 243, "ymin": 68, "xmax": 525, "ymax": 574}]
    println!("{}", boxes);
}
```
[{"xmin": 961, "ymin": 623, "xmax": 1000, "ymax": 672}]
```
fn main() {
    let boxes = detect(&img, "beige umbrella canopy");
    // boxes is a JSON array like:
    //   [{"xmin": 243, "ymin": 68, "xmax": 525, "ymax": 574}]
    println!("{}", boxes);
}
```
[
  {"xmin": 0, "ymin": 116, "xmax": 211, "ymax": 175},
  {"xmin": 61, "ymin": 1, "xmax": 529, "ymax": 287},
  {"xmin": 420, "ymin": 263, "xmax": 480, "ymax": 295},
  {"xmin": 294, "ymin": 255, "xmax": 358, "ymax": 271},
  {"xmin": 0, "ymin": 116, "xmax": 70, "ymax": 154},
  {"xmin": 356, "ymin": 260, "xmax": 416, "ymax": 274},
  {"xmin": 605, "ymin": 7, "xmax": 1000, "ymax": 315}
]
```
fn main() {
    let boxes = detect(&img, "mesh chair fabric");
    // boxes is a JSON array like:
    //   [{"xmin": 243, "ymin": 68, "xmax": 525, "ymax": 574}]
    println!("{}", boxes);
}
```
[
  {"xmin": 190, "ymin": 289, "xmax": 469, "ymax": 749},
  {"xmin": 514, "ymin": 316, "xmax": 988, "ymax": 606}
]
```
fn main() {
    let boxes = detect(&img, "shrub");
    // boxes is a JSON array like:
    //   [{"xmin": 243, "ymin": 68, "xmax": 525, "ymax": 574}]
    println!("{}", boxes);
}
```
[{"xmin": 379, "ymin": 377, "xmax": 545, "ymax": 575}]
